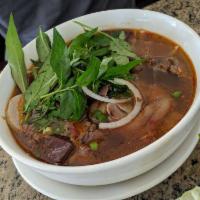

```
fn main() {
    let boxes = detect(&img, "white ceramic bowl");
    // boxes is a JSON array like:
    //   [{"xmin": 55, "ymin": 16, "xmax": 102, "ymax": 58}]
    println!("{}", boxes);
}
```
[{"xmin": 0, "ymin": 9, "xmax": 200, "ymax": 186}]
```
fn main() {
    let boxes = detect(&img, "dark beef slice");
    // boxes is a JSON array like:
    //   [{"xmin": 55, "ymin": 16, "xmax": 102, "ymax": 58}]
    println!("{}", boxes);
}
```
[
  {"xmin": 17, "ymin": 125, "xmax": 75, "ymax": 164},
  {"xmin": 148, "ymin": 57, "xmax": 182, "ymax": 76},
  {"xmin": 38, "ymin": 135, "xmax": 74, "ymax": 164},
  {"xmin": 81, "ymin": 130, "xmax": 104, "ymax": 144}
]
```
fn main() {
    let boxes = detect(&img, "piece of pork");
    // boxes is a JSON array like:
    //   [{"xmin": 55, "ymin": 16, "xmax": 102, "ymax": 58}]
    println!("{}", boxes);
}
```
[{"xmin": 6, "ymin": 94, "xmax": 24, "ymax": 132}]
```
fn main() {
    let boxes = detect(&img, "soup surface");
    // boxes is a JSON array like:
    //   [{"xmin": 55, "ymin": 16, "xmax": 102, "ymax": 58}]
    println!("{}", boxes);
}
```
[{"xmin": 6, "ymin": 28, "xmax": 196, "ymax": 166}]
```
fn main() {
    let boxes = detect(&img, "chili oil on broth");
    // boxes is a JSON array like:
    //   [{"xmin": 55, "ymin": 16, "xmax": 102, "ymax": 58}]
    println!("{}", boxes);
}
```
[{"xmin": 7, "ymin": 29, "xmax": 196, "ymax": 166}]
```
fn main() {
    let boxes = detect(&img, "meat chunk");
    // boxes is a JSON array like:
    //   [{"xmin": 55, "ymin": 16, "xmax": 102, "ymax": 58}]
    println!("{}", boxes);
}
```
[
  {"xmin": 16, "ymin": 126, "xmax": 75, "ymax": 164},
  {"xmin": 106, "ymin": 102, "xmax": 133, "ymax": 121},
  {"xmin": 131, "ymin": 96, "xmax": 172, "ymax": 130},
  {"xmin": 106, "ymin": 103, "xmax": 126, "ymax": 120},
  {"xmin": 148, "ymin": 56, "xmax": 182, "ymax": 76},
  {"xmin": 68, "ymin": 145, "xmax": 98, "ymax": 166},
  {"xmin": 89, "ymin": 100, "xmax": 134, "ymax": 122},
  {"xmin": 99, "ymin": 85, "xmax": 109, "ymax": 97},
  {"xmin": 81, "ymin": 129, "xmax": 104, "ymax": 144},
  {"xmin": 6, "ymin": 94, "xmax": 24, "ymax": 132},
  {"xmin": 39, "ymin": 135, "xmax": 74, "ymax": 164}
]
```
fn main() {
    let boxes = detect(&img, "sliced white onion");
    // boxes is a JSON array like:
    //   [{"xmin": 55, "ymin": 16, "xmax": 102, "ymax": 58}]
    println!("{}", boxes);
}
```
[
  {"xmin": 99, "ymin": 78, "xmax": 143, "ymax": 129},
  {"xmin": 82, "ymin": 86, "xmax": 131, "ymax": 103}
]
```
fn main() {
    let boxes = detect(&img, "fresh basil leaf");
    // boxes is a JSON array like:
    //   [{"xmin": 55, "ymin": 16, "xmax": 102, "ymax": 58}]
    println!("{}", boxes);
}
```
[
  {"xmin": 66, "ymin": 76, "xmax": 76, "ymax": 87},
  {"xmin": 69, "ymin": 28, "xmax": 98, "ymax": 56},
  {"xmin": 76, "ymin": 56, "xmax": 100, "ymax": 86},
  {"xmin": 51, "ymin": 28, "xmax": 71, "ymax": 86},
  {"xmin": 72, "ymin": 47, "xmax": 90, "ymax": 60},
  {"xmin": 54, "ymin": 90, "xmax": 74, "ymax": 119},
  {"xmin": 36, "ymin": 27, "xmax": 51, "ymax": 63},
  {"xmin": 74, "ymin": 21, "xmax": 139, "ymax": 59},
  {"xmin": 92, "ymin": 47, "xmax": 109, "ymax": 57},
  {"xmin": 97, "ymin": 57, "xmax": 113, "ymax": 78},
  {"xmin": 110, "ymin": 38, "xmax": 138, "ymax": 59},
  {"xmin": 112, "ymin": 54, "xmax": 129, "ymax": 65},
  {"xmin": 103, "ymin": 58, "xmax": 142, "ymax": 79},
  {"xmin": 70, "ymin": 89, "xmax": 87, "ymax": 120},
  {"xmin": 53, "ymin": 88, "xmax": 86, "ymax": 121},
  {"xmin": 87, "ymin": 34, "xmax": 110, "ymax": 48},
  {"xmin": 5, "ymin": 14, "xmax": 28, "ymax": 93},
  {"xmin": 24, "ymin": 57, "xmax": 57, "ymax": 112}
]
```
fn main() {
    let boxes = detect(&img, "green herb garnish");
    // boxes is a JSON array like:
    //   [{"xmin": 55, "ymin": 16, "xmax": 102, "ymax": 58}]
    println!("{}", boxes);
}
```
[
  {"xmin": 172, "ymin": 91, "xmax": 182, "ymax": 99},
  {"xmin": 6, "ymin": 15, "xmax": 142, "ymax": 130},
  {"xmin": 24, "ymin": 57, "xmax": 57, "ymax": 112},
  {"xmin": 51, "ymin": 28, "xmax": 71, "ymax": 87},
  {"xmin": 76, "ymin": 56, "xmax": 101, "ymax": 86},
  {"xmin": 107, "ymin": 83, "xmax": 132, "ymax": 98},
  {"xmin": 103, "ymin": 58, "xmax": 142, "ymax": 80},
  {"xmin": 89, "ymin": 141, "xmax": 99, "ymax": 151},
  {"xmin": 5, "ymin": 14, "xmax": 28, "ymax": 93},
  {"xmin": 36, "ymin": 27, "xmax": 51, "ymax": 63},
  {"xmin": 93, "ymin": 110, "xmax": 108, "ymax": 122}
]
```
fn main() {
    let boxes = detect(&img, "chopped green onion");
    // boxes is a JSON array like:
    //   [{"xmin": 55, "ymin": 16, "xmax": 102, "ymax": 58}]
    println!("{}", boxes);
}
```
[
  {"xmin": 93, "ymin": 110, "xmax": 108, "ymax": 122},
  {"xmin": 89, "ymin": 141, "xmax": 98, "ymax": 151},
  {"xmin": 171, "ymin": 91, "xmax": 182, "ymax": 99}
]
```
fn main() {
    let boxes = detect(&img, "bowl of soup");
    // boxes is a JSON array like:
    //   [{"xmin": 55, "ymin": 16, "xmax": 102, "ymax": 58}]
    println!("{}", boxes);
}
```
[{"xmin": 0, "ymin": 9, "xmax": 200, "ymax": 186}]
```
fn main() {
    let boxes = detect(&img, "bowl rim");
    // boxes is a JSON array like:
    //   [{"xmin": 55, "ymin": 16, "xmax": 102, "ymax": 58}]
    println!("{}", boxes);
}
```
[{"xmin": 1, "ymin": 8, "xmax": 200, "ymax": 173}]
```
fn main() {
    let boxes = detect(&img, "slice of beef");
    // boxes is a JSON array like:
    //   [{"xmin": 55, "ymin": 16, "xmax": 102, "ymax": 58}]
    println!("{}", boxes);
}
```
[
  {"xmin": 15, "ymin": 125, "xmax": 74, "ymax": 165},
  {"xmin": 38, "ymin": 135, "xmax": 74, "ymax": 164},
  {"xmin": 68, "ymin": 145, "xmax": 98, "ymax": 166},
  {"xmin": 81, "ymin": 129, "xmax": 104, "ymax": 144},
  {"xmin": 99, "ymin": 85, "xmax": 109, "ymax": 97},
  {"xmin": 148, "ymin": 56, "xmax": 182, "ymax": 76}
]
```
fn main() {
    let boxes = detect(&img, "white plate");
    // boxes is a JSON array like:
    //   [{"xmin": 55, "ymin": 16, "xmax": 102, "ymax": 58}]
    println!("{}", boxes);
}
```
[{"xmin": 12, "ymin": 119, "xmax": 200, "ymax": 200}]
